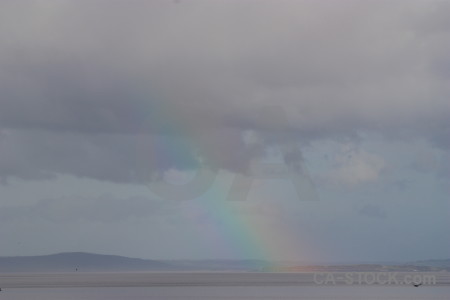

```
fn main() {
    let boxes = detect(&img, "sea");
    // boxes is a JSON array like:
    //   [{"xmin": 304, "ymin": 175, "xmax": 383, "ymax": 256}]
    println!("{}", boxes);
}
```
[{"xmin": 0, "ymin": 272, "xmax": 449, "ymax": 300}]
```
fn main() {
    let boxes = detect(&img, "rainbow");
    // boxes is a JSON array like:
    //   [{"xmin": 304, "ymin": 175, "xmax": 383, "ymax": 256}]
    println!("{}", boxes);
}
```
[
  {"xmin": 182, "ymin": 178, "xmax": 316, "ymax": 264},
  {"xmin": 135, "ymin": 105, "xmax": 317, "ymax": 264}
]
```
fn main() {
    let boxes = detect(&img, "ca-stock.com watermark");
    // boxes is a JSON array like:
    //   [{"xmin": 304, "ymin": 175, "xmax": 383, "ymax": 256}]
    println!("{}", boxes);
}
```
[
  {"xmin": 313, "ymin": 272, "xmax": 436, "ymax": 286},
  {"xmin": 146, "ymin": 106, "xmax": 319, "ymax": 203}
]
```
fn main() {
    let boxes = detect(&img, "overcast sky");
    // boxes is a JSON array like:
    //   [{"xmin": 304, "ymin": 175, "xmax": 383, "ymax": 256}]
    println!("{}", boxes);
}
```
[{"xmin": 0, "ymin": 0, "xmax": 449, "ymax": 262}]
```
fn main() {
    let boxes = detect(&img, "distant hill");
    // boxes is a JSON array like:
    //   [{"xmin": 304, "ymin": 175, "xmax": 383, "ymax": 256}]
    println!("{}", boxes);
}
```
[
  {"xmin": 0, "ymin": 252, "xmax": 171, "ymax": 272},
  {"xmin": 0, "ymin": 252, "xmax": 269, "ymax": 272},
  {"xmin": 0, "ymin": 252, "xmax": 449, "ymax": 273},
  {"xmin": 413, "ymin": 259, "xmax": 450, "ymax": 269}
]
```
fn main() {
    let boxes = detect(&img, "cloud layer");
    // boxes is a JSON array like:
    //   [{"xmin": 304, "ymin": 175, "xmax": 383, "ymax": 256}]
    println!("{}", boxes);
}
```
[{"xmin": 1, "ymin": 0, "xmax": 449, "ymax": 184}]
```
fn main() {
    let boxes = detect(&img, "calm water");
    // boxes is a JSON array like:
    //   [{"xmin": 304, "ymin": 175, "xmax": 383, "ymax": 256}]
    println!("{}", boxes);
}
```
[
  {"xmin": 1, "ymin": 286, "xmax": 450, "ymax": 300},
  {"xmin": 1, "ymin": 272, "xmax": 449, "ymax": 299}
]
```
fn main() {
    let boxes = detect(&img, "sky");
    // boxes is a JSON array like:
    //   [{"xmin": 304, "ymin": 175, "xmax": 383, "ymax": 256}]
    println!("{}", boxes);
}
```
[{"xmin": 0, "ymin": 0, "xmax": 449, "ymax": 263}]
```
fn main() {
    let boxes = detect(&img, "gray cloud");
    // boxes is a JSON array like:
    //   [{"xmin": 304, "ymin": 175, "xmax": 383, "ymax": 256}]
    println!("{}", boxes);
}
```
[
  {"xmin": 0, "ymin": 194, "xmax": 171, "ymax": 223},
  {"xmin": 0, "ymin": 0, "xmax": 450, "ymax": 183},
  {"xmin": 358, "ymin": 204, "xmax": 387, "ymax": 219}
]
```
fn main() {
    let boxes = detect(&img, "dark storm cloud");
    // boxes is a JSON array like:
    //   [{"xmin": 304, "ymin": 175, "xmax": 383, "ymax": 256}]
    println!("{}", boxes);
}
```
[
  {"xmin": 0, "ymin": 129, "xmax": 205, "ymax": 183},
  {"xmin": 1, "ymin": 0, "xmax": 450, "ymax": 183}
]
